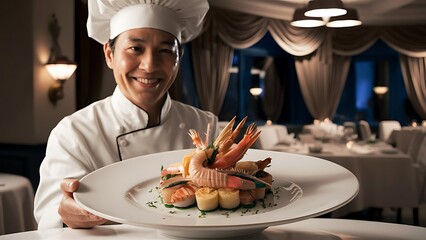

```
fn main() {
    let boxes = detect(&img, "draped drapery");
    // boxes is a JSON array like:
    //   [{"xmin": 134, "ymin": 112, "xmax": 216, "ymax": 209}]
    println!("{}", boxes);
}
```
[
  {"xmin": 189, "ymin": 7, "xmax": 426, "ymax": 119},
  {"xmin": 380, "ymin": 26, "xmax": 426, "ymax": 58},
  {"xmin": 268, "ymin": 19, "xmax": 324, "ymax": 57},
  {"xmin": 381, "ymin": 27, "xmax": 426, "ymax": 120},
  {"xmin": 191, "ymin": 13, "xmax": 234, "ymax": 114},
  {"xmin": 191, "ymin": 9, "xmax": 267, "ymax": 114},
  {"xmin": 400, "ymin": 55, "xmax": 426, "ymax": 119},
  {"xmin": 295, "ymin": 44, "xmax": 351, "ymax": 120},
  {"xmin": 332, "ymin": 26, "xmax": 380, "ymax": 56},
  {"xmin": 261, "ymin": 57, "xmax": 284, "ymax": 122},
  {"xmin": 268, "ymin": 21, "xmax": 350, "ymax": 120},
  {"xmin": 215, "ymin": 9, "xmax": 269, "ymax": 49}
]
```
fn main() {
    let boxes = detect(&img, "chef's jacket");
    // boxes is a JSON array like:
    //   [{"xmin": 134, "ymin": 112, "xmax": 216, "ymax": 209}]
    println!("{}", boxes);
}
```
[{"xmin": 34, "ymin": 87, "xmax": 219, "ymax": 229}]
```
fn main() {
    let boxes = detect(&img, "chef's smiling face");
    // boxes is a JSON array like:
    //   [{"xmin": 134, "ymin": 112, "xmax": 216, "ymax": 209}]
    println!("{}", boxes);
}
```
[{"xmin": 104, "ymin": 28, "xmax": 181, "ymax": 111}]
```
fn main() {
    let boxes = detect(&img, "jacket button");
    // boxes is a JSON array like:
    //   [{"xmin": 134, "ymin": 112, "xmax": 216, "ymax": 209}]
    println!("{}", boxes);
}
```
[
  {"xmin": 179, "ymin": 123, "xmax": 186, "ymax": 129},
  {"xmin": 119, "ymin": 139, "xmax": 128, "ymax": 147},
  {"xmin": 117, "ymin": 126, "xmax": 125, "ymax": 133}
]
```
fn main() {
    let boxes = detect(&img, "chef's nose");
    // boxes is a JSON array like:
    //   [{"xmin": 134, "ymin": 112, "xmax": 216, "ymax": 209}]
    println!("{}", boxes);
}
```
[{"xmin": 139, "ymin": 50, "xmax": 159, "ymax": 73}]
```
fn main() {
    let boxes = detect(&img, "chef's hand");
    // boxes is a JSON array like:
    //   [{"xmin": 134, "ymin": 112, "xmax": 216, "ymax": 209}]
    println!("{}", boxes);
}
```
[{"xmin": 58, "ymin": 178, "xmax": 108, "ymax": 228}]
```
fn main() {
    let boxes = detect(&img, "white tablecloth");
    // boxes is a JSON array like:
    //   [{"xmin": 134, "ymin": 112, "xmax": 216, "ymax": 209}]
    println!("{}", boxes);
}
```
[
  {"xmin": 270, "ymin": 142, "xmax": 418, "ymax": 216},
  {"xmin": 0, "ymin": 174, "xmax": 37, "ymax": 235},
  {"xmin": 0, "ymin": 218, "xmax": 424, "ymax": 239}
]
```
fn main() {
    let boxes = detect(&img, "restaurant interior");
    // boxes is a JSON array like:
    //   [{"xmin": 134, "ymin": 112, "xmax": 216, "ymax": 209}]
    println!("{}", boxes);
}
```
[{"xmin": 1, "ymin": 0, "xmax": 426, "ymax": 238}]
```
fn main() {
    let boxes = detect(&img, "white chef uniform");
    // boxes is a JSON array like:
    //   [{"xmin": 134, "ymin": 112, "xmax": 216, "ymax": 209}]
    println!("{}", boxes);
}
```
[
  {"xmin": 34, "ymin": 87, "xmax": 218, "ymax": 228},
  {"xmin": 34, "ymin": 0, "xmax": 212, "ymax": 229}
]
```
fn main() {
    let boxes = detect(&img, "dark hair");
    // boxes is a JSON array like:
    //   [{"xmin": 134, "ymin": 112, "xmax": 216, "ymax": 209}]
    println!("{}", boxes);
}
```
[{"xmin": 108, "ymin": 37, "xmax": 117, "ymax": 54}]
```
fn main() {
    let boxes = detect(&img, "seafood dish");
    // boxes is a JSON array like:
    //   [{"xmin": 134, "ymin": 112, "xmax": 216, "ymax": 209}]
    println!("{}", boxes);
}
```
[{"xmin": 160, "ymin": 117, "xmax": 274, "ymax": 211}]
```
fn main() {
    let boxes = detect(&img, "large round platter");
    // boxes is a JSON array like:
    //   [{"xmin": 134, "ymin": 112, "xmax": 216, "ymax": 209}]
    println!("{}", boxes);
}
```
[{"xmin": 74, "ymin": 149, "xmax": 358, "ymax": 238}]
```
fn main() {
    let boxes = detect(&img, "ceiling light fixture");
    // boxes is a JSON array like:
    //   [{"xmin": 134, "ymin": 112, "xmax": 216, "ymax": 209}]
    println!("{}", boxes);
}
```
[
  {"xmin": 304, "ymin": 0, "xmax": 347, "ymax": 18},
  {"xmin": 326, "ymin": 8, "xmax": 362, "ymax": 28},
  {"xmin": 290, "ymin": 7, "xmax": 325, "ymax": 28},
  {"xmin": 229, "ymin": 66, "xmax": 239, "ymax": 73},
  {"xmin": 291, "ymin": 1, "xmax": 361, "ymax": 28}
]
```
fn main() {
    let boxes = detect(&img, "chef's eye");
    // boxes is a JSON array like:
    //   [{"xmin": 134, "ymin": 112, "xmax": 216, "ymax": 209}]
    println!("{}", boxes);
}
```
[
  {"xmin": 160, "ymin": 48, "xmax": 175, "ymax": 54},
  {"xmin": 130, "ymin": 46, "xmax": 143, "ymax": 52}
]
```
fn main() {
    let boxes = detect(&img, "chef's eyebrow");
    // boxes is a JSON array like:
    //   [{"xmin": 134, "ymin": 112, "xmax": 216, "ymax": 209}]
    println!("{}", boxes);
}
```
[{"xmin": 127, "ymin": 37, "xmax": 176, "ymax": 46}]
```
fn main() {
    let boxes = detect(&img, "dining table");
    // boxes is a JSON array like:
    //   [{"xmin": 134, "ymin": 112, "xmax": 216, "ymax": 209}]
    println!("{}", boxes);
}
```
[
  {"xmin": 0, "ymin": 174, "xmax": 37, "ymax": 235},
  {"xmin": 268, "ymin": 141, "xmax": 418, "ymax": 217},
  {"xmin": 0, "ymin": 218, "xmax": 424, "ymax": 239}
]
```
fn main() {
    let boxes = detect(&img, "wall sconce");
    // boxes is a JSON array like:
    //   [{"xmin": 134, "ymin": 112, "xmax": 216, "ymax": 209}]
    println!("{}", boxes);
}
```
[
  {"xmin": 373, "ymin": 86, "xmax": 388, "ymax": 95},
  {"xmin": 250, "ymin": 68, "xmax": 263, "ymax": 97},
  {"xmin": 249, "ymin": 87, "xmax": 263, "ymax": 96},
  {"xmin": 46, "ymin": 14, "xmax": 77, "ymax": 105}
]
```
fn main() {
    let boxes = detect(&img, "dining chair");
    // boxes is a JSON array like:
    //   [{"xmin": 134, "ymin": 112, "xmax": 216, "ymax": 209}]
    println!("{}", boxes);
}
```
[
  {"xmin": 343, "ymin": 121, "xmax": 357, "ymax": 133},
  {"xmin": 378, "ymin": 120, "xmax": 401, "ymax": 142},
  {"xmin": 396, "ymin": 129, "xmax": 421, "ymax": 154},
  {"xmin": 359, "ymin": 120, "xmax": 372, "ymax": 141},
  {"xmin": 412, "ymin": 132, "xmax": 426, "ymax": 225},
  {"xmin": 255, "ymin": 124, "xmax": 288, "ymax": 150},
  {"xmin": 275, "ymin": 124, "xmax": 289, "ymax": 137},
  {"xmin": 397, "ymin": 130, "xmax": 426, "ymax": 225},
  {"xmin": 407, "ymin": 131, "xmax": 426, "ymax": 160},
  {"xmin": 255, "ymin": 125, "xmax": 276, "ymax": 149}
]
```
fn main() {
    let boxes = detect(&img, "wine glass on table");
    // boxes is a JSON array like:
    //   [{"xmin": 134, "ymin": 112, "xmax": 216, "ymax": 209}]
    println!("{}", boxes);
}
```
[{"xmin": 343, "ymin": 127, "xmax": 358, "ymax": 146}]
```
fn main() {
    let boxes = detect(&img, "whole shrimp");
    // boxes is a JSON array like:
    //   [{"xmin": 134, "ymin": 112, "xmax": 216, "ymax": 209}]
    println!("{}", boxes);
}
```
[
  {"xmin": 189, "ymin": 148, "xmax": 255, "ymax": 190},
  {"xmin": 187, "ymin": 117, "xmax": 261, "ymax": 190}
]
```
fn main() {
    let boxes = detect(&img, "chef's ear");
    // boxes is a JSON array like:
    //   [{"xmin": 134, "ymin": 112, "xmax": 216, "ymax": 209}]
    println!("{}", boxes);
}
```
[{"xmin": 104, "ymin": 42, "xmax": 114, "ymax": 69}]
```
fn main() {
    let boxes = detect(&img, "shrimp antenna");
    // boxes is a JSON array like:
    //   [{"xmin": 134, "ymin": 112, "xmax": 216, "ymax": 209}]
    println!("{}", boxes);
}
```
[{"xmin": 204, "ymin": 123, "xmax": 211, "ymax": 147}]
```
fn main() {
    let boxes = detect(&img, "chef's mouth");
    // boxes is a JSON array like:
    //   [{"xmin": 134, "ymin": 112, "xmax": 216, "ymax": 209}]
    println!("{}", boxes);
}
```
[{"xmin": 133, "ymin": 77, "xmax": 160, "ymax": 84}]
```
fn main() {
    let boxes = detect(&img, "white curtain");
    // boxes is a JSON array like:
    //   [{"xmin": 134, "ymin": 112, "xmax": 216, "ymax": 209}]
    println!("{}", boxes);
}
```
[
  {"xmin": 268, "ymin": 19, "xmax": 324, "ymax": 57},
  {"xmin": 295, "ymin": 40, "xmax": 351, "ymax": 120},
  {"xmin": 400, "ymin": 55, "xmax": 426, "ymax": 119},
  {"xmin": 191, "ymin": 14, "xmax": 234, "ymax": 114}
]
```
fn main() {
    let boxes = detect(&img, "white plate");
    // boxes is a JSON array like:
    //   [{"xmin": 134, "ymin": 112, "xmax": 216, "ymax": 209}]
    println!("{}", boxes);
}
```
[{"xmin": 74, "ymin": 149, "xmax": 359, "ymax": 238}]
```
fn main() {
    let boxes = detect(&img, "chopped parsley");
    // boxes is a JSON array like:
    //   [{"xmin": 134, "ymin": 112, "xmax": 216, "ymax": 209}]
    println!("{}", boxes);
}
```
[{"xmin": 146, "ymin": 201, "xmax": 157, "ymax": 208}]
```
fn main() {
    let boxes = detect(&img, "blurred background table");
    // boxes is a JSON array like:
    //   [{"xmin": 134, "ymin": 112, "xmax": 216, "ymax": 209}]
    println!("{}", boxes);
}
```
[
  {"xmin": 0, "ymin": 174, "xmax": 37, "ymax": 235},
  {"xmin": 269, "ymin": 142, "xmax": 418, "ymax": 218}
]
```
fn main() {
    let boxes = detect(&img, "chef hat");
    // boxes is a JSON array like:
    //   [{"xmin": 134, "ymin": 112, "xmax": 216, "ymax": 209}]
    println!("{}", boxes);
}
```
[{"xmin": 87, "ymin": 0, "xmax": 209, "ymax": 44}]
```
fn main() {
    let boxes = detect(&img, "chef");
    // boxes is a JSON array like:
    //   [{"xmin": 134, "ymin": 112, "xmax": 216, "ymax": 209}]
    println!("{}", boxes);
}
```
[{"xmin": 34, "ymin": 0, "xmax": 216, "ymax": 229}]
